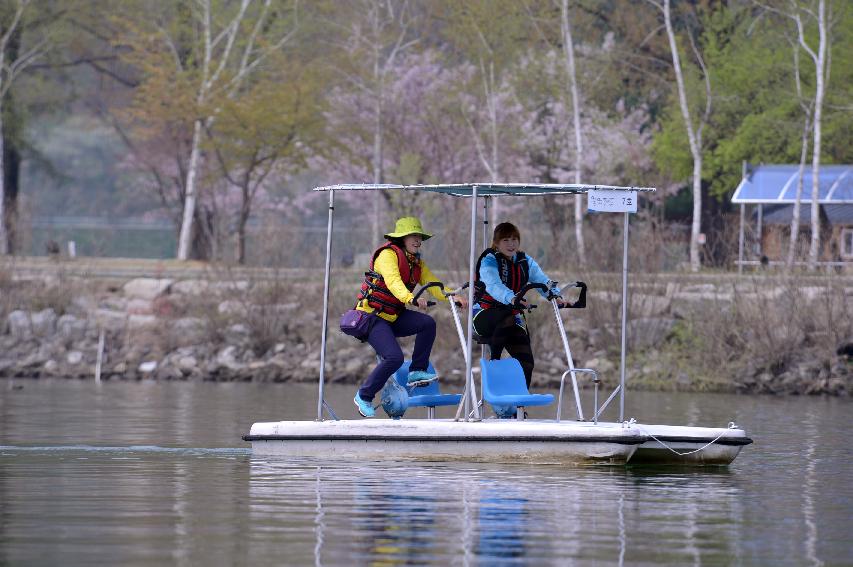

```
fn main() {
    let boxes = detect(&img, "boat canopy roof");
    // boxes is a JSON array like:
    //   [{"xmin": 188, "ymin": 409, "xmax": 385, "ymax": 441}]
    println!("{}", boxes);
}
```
[{"xmin": 314, "ymin": 182, "xmax": 656, "ymax": 197}]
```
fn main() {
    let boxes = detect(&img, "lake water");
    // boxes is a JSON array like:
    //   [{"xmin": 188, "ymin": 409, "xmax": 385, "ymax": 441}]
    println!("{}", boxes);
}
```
[{"xmin": 1, "ymin": 379, "xmax": 851, "ymax": 566}]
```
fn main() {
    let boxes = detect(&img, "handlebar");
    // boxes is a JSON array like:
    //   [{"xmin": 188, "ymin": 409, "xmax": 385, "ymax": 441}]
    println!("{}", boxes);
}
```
[
  {"xmin": 441, "ymin": 282, "xmax": 469, "ymax": 307},
  {"xmin": 511, "ymin": 281, "xmax": 588, "ymax": 310},
  {"xmin": 512, "ymin": 282, "xmax": 549, "ymax": 310},
  {"xmin": 413, "ymin": 282, "xmax": 444, "ymax": 307},
  {"xmin": 557, "ymin": 281, "xmax": 587, "ymax": 309}
]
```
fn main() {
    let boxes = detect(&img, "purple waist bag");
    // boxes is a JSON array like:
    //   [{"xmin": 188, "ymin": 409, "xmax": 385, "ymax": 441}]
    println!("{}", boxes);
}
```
[{"xmin": 340, "ymin": 309, "xmax": 377, "ymax": 341}]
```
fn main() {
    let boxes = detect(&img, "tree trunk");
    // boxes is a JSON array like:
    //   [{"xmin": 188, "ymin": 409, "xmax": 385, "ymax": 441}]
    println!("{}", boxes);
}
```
[
  {"xmin": 372, "ymin": 85, "xmax": 383, "ymax": 241},
  {"xmin": 561, "ymin": 0, "xmax": 586, "ymax": 267},
  {"xmin": 190, "ymin": 206, "xmax": 214, "ymax": 261},
  {"xmin": 237, "ymin": 185, "xmax": 250, "ymax": 264},
  {"xmin": 2, "ymin": 118, "xmax": 20, "ymax": 255},
  {"xmin": 0, "ymin": 12, "xmax": 19, "ymax": 256},
  {"xmin": 0, "ymin": 112, "xmax": 5, "ymax": 256},
  {"xmin": 237, "ymin": 214, "xmax": 248, "ymax": 264},
  {"xmin": 663, "ymin": 0, "xmax": 704, "ymax": 272},
  {"xmin": 786, "ymin": 114, "xmax": 811, "ymax": 272},
  {"xmin": 177, "ymin": 118, "xmax": 204, "ymax": 260},
  {"xmin": 807, "ymin": 0, "xmax": 827, "ymax": 270}
]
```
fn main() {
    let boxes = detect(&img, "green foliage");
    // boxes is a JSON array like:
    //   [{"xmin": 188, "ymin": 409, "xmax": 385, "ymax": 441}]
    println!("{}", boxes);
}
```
[{"xmin": 652, "ymin": 1, "xmax": 853, "ymax": 204}]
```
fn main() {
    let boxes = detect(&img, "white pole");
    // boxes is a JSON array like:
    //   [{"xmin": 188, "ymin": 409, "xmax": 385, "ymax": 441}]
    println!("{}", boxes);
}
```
[
  {"xmin": 317, "ymin": 190, "xmax": 335, "ymax": 421},
  {"xmin": 757, "ymin": 204, "xmax": 764, "ymax": 257},
  {"xmin": 95, "ymin": 329, "xmax": 105, "ymax": 383},
  {"xmin": 619, "ymin": 213, "xmax": 630, "ymax": 421},
  {"xmin": 481, "ymin": 197, "xmax": 490, "ymax": 363},
  {"xmin": 482, "ymin": 196, "xmax": 491, "ymax": 248},
  {"xmin": 619, "ymin": 212, "xmax": 629, "ymax": 422},
  {"xmin": 738, "ymin": 204, "xmax": 744, "ymax": 274},
  {"xmin": 464, "ymin": 186, "xmax": 480, "ymax": 421},
  {"xmin": 552, "ymin": 299, "xmax": 583, "ymax": 420}
]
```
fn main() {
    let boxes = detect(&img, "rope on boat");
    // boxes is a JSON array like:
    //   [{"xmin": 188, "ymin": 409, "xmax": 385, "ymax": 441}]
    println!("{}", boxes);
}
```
[{"xmin": 626, "ymin": 419, "xmax": 739, "ymax": 456}]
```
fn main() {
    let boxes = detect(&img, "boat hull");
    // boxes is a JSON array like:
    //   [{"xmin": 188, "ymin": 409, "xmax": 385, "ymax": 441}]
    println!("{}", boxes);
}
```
[
  {"xmin": 244, "ymin": 419, "xmax": 752, "ymax": 466},
  {"xmin": 245, "ymin": 419, "xmax": 644, "ymax": 465},
  {"xmin": 628, "ymin": 423, "xmax": 753, "ymax": 465}
]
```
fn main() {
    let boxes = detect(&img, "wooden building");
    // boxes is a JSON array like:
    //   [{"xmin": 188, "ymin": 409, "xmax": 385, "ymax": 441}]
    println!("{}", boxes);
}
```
[{"xmin": 731, "ymin": 164, "xmax": 853, "ymax": 270}]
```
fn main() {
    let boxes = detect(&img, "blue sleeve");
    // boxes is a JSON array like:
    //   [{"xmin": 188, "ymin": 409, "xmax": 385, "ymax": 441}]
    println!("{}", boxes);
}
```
[
  {"xmin": 479, "ymin": 254, "xmax": 515, "ymax": 305},
  {"xmin": 526, "ymin": 256, "xmax": 561, "ymax": 298}
]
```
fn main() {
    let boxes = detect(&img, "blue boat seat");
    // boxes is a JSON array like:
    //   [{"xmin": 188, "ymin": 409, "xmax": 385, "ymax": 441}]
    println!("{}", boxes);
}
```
[
  {"xmin": 394, "ymin": 361, "xmax": 462, "ymax": 417},
  {"xmin": 481, "ymin": 358, "xmax": 554, "ymax": 415}
]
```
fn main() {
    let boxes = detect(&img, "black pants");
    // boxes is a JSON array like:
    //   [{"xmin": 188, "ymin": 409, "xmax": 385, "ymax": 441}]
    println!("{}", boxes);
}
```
[{"xmin": 473, "ymin": 308, "xmax": 534, "ymax": 388}]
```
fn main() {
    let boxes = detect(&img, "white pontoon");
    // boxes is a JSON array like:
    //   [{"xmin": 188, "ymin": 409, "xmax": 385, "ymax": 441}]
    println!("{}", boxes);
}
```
[{"xmin": 244, "ymin": 183, "xmax": 753, "ymax": 465}]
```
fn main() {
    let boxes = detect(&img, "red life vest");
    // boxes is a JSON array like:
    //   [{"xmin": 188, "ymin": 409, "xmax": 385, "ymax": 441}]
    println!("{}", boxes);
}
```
[
  {"xmin": 474, "ymin": 248, "xmax": 529, "ymax": 312},
  {"xmin": 358, "ymin": 242, "xmax": 422, "ymax": 316}
]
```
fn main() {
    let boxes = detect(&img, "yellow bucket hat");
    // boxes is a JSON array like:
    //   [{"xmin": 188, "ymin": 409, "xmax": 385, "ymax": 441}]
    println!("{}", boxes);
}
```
[{"xmin": 384, "ymin": 216, "xmax": 433, "ymax": 240}]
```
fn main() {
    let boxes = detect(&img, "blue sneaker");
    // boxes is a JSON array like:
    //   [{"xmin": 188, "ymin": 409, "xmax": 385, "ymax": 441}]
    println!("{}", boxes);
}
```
[
  {"xmin": 407, "ymin": 369, "xmax": 438, "ymax": 387},
  {"xmin": 354, "ymin": 393, "xmax": 375, "ymax": 418}
]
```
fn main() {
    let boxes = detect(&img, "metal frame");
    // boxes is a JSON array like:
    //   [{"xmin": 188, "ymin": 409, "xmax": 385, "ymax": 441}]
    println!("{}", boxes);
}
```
[{"xmin": 312, "ymin": 183, "xmax": 655, "ymax": 423}]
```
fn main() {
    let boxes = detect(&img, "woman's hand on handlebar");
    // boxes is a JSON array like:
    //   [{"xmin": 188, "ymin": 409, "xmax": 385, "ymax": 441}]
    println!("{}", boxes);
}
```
[
  {"xmin": 455, "ymin": 295, "xmax": 469, "ymax": 309},
  {"xmin": 554, "ymin": 297, "xmax": 569, "ymax": 308},
  {"xmin": 412, "ymin": 297, "xmax": 430, "ymax": 310}
]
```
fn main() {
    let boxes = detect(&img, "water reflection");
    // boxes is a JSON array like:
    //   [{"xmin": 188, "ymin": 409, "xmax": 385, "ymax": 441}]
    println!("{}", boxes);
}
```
[
  {"xmin": 247, "ymin": 459, "xmax": 751, "ymax": 566},
  {"xmin": 351, "ymin": 480, "xmax": 440, "ymax": 564},
  {"xmin": 802, "ymin": 409, "xmax": 822, "ymax": 567},
  {"xmin": 475, "ymin": 483, "xmax": 529, "ymax": 564}
]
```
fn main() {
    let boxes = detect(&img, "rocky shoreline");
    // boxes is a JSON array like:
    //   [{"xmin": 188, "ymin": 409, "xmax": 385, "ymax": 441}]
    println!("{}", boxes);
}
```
[{"xmin": 1, "ymin": 275, "xmax": 851, "ymax": 396}]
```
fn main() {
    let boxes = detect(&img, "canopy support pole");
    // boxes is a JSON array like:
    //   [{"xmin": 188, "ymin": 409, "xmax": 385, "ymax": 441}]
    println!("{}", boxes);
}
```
[
  {"xmin": 738, "ymin": 204, "xmax": 745, "ymax": 275},
  {"xmin": 317, "ymin": 190, "xmax": 335, "ymax": 421},
  {"xmin": 618, "ymin": 211, "xmax": 629, "ymax": 423},
  {"xmin": 464, "ymin": 186, "xmax": 481, "ymax": 421},
  {"xmin": 757, "ymin": 204, "xmax": 763, "ymax": 257},
  {"xmin": 481, "ymin": 197, "xmax": 491, "ymax": 362}
]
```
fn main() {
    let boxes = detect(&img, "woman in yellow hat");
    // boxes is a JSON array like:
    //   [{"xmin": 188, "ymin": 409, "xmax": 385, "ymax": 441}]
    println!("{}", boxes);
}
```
[{"xmin": 352, "ymin": 216, "xmax": 467, "ymax": 418}]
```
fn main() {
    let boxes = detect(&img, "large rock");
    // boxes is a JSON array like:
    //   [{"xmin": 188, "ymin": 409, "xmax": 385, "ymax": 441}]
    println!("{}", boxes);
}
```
[
  {"xmin": 7, "ymin": 310, "xmax": 31, "ymax": 339},
  {"xmin": 58, "ymin": 314, "xmax": 88, "ymax": 342},
  {"xmin": 215, "ymin": 280, "xmax": 249, "ymax": 292},
  {"xmin": 123, "ymin": 278, "xmax": 173, "ymax": 300},
  {"xmin": 67, "ymin": 351, "xmax": 84, "ymax": 365},
  {"xmin": 176, "ymin": 355, "xmax": 198, "ymax": 372},
  {"xmin": 128, "ymin": 314, "xmax": 158, "ymax": 330},
  {"xmin": 31, "ymin": 309, "xmax": 57, "ymax": 337},
  {"xmin": 171, "ymin": 279, "xmax": 210, "ymax": 295},
  {"xmin": 94, "ymin": 309, "xmax": 127, "ymax": 332},
  {"xmin": 215, "ymin": 346, "xmax": 244, "ymax": 371},
  {"xmin": 224, "ymin": 323, "xmax": 251, "ymax": 344}
]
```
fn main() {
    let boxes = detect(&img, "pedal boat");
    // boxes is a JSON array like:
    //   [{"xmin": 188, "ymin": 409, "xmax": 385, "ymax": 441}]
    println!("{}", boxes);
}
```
[{"xmin": 244, "ymin": 183, "xmax": 753, "ymax": 466}]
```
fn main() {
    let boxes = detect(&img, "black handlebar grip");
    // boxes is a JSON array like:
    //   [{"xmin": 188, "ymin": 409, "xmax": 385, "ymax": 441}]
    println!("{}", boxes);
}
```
[{"xmin": 413, "ymin": 282, "xmax": 444, "ymax": 302}]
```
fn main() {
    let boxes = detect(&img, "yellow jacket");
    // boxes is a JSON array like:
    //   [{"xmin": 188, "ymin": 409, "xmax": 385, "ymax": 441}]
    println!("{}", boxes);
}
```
[{"xmin": 357, "ymin": 248, "xmax": 448, "ymax": 322}]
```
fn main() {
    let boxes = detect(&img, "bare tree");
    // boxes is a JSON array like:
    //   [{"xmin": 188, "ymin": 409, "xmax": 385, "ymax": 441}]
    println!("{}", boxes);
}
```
[
  {"xmin": 0, "ymin": 0, "xmax": 45, "ymax": 255},
  {"xmin": 326, "ymin": 0, "xmax": 419, "ymax": 240},
  {"xmin": 792, "ymin": 0, "xmax": 829, "ymax": 269},
  {"xmin": 759, "ymin": 0, "xmax": 832, "ymax": 270},
  {"xmin": 560, "ymin": 0, "xmax": 586, "ymax": 266},
  {"xmin": 173, "ymin": 0, "xmax": 298, "ymax": 260},
  {"xmin": 647, "ymin": 0, "xmax": 711, "ymax": 272},
  {"xmin": 786, "ymin": 41, "xmax": 813, "ymax": 272}
]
